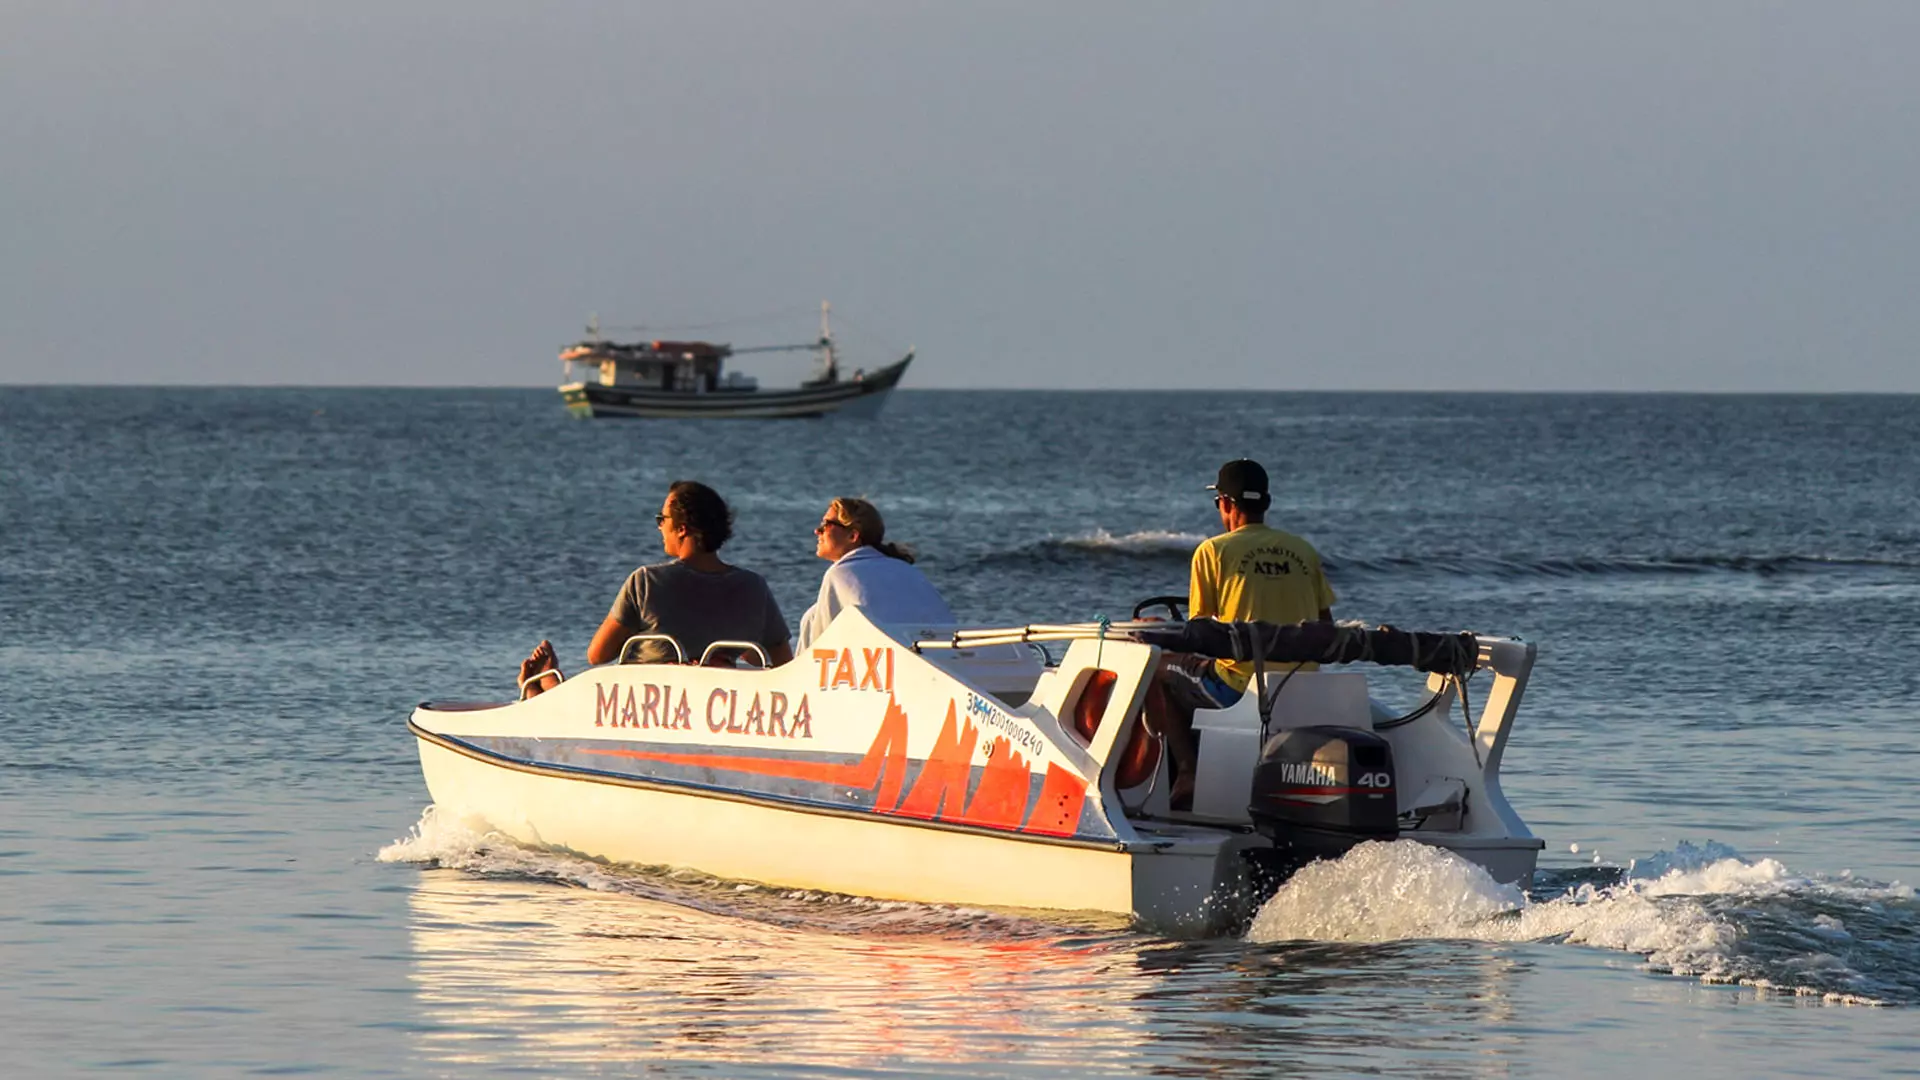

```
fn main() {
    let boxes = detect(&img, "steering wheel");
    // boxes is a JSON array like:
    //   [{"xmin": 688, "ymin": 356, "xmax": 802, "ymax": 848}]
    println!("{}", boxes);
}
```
[{"xmin": 1131, "ymin": 595, "xmax": 1187, "ymax": 622}]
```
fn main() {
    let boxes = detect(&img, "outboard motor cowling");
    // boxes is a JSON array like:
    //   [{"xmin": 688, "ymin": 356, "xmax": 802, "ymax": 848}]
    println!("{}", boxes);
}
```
[{"xmin": 1247, "ymin": 726, "xmax": 1398, "ymax": 879}]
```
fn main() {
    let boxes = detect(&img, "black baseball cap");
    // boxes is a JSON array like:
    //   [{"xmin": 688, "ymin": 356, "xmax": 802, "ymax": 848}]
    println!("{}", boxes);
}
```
[{"xmin": 1206, "ymin": 459, "xmax": 1269, "ymax": 502}]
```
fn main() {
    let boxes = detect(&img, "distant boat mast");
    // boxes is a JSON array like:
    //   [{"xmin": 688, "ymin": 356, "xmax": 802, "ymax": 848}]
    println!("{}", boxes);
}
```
[{"xmin": 818, "ymin": 301, "xmax": 836, "ymax": 384}]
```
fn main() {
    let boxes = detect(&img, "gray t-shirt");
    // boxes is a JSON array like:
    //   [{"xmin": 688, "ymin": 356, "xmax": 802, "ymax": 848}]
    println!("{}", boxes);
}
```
[{"xmin": 608, "ymin": 561, "xmax": 790, "ymax": 665}]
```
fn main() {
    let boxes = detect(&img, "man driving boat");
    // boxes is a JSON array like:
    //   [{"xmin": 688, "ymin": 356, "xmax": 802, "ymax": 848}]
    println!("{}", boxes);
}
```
[{"xmin": 1149, "ymin": 458, "xmax": 1336, "ymax": 808}]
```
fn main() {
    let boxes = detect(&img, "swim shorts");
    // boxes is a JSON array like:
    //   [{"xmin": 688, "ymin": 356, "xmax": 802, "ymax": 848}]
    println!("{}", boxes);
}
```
[{"xmin": 1161, "ymin": 653, "xmax": 1245, "ymax": 712}]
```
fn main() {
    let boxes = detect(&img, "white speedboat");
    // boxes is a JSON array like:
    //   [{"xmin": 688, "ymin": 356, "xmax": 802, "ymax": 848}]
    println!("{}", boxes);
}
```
[{"xmin": 408, "ymin": 608, "xmax": 1543, "ymax": 933}]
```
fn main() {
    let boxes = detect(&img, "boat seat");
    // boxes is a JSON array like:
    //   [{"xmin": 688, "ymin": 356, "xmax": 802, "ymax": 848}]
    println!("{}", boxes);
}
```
[
  {"xmin": 616, "ymin": 633, "xmax": 789, "ymax": 669},
  {"xmin": 618, "ymin": 633, "xmax": 693, "ymax": 666}
]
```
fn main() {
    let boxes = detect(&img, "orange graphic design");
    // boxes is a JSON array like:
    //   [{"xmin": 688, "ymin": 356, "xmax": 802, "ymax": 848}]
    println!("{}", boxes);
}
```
[
  {"xmin": 580, "ymin": 695, "xmax": 1090, "ymax": 836},
  {"xmin": 956, "ymin": 737, "xmax": 1032, "ymax": 830},
  {"xmin": 1021, "ymin": 765, "xmax": 1090, "ymax": 837},
  {"xmin": 894, "ymin": 703, "xmax": 977, "ymax": 820}
]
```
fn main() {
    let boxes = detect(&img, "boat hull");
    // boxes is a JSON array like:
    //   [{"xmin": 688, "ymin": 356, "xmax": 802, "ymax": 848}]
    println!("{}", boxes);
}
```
[
  {"xmin": 560, "ymin": 354, "xmax": 911, "ymax": 419},
  {"xmin": 414, "ymin": 726, "xmax": 1244, "ymax": 931}
]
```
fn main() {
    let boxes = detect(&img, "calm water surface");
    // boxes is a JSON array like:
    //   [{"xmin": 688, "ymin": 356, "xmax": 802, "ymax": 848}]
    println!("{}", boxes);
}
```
[{"xmin": 3, "ymin": 388, "xmax": 1918, "ymax": 1077}]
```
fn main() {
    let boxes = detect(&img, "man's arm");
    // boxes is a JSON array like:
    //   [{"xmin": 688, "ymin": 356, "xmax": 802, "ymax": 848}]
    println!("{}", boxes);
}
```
[
  {"xmin": 594, "ymin": 571, "xmax": 648, "ymax": 665},
  {"xmin": 587, "ymin": 615, "xmax": 636, "ymax": 665}
]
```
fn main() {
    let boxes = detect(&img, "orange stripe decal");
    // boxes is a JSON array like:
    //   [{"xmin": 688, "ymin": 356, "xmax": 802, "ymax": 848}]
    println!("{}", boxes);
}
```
[
  {"xmin": 578, "ymin": 694, "xmax": 1092, "ymax": 835},
  {"xmin": 583, "ymin": 694, "xmax": 912, "ymax": 810}
]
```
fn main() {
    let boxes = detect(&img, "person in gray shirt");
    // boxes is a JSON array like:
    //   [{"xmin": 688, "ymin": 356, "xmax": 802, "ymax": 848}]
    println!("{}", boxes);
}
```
[{"xmin": 519, "ymin": 481, "xmax": 794, "ymax": 696}]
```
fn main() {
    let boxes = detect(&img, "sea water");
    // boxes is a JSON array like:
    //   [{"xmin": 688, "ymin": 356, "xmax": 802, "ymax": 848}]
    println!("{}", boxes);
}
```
[{"xmin": 3, "ymin": 388, "xmax": 1917, "ymax": 1077}]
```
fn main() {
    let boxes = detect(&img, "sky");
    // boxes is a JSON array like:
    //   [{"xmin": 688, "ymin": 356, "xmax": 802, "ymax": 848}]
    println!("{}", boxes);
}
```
[{"xmin": 4, "ymin": 2, "xmax": 1918, "ymax": 391}]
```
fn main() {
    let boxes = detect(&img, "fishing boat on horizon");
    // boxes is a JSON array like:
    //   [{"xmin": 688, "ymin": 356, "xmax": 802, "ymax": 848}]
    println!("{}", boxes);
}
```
[{"xmin": 556, "ymin": 302, "xmax": 913, "ymax": 419}]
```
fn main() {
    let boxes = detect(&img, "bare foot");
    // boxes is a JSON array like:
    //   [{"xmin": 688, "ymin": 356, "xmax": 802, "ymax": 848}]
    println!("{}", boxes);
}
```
[{"xmin": 518, "ymin": 639, "xmax": 561, "ymax": 698}]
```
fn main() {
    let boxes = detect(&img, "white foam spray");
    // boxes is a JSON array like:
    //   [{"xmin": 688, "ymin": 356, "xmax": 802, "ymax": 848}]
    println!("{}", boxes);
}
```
[
  {"xmin": 1248, "ymin": 840, "xmax": 1526, "ymax": 943},
  {"xmin": 1055, "ymin": 529, "xmax": 1210, "ymax": 556},
  {"xmin": 1245, "ymin": 839, "xmax": 1913, "ymax": 1004},
  {"xmin": 379, "ymin": 806, "xmax": 631, "ymax": 892}
]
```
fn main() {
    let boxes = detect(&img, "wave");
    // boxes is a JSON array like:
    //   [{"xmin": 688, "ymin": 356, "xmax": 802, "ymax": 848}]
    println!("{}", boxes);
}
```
[
  {"xmin": 1245, "ymin": 839, "xmax": 1918, "ymax": 1006},
  {"xmin": 976, "ymin": 532, "xmax": 1920, "ymax": 581},
  {"xmin": 975, "ymin": 530, "xmax": 1212, "ymax": 567}
]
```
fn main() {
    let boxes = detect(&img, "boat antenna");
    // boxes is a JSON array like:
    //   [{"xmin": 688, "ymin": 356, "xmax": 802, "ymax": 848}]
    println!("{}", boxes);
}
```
[{"xmin": 586, "ymin": 312, "xmax": 601, "ymax": 342}]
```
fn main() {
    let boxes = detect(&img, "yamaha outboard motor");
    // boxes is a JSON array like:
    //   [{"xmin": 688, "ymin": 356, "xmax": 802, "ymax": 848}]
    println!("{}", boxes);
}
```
[{"xmin": 1246, "ymin": 726, "xmax": 1398, "ymax": 884}]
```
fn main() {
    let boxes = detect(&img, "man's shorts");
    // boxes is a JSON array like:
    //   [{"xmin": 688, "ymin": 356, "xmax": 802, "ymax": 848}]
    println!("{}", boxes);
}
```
[{"xmin": 1162, "ymin": 653, "xmax": 1246, "ymax": 712}]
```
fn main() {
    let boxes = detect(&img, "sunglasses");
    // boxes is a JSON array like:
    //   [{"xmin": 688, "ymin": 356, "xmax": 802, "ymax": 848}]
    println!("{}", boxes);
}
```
[
  {"xmin": 815, "ymin": 520, "xmax": 848, "ymax": 535},
  {"xmin": 654, "ymin": 513, "xmax": 671, "ymax": 526}
]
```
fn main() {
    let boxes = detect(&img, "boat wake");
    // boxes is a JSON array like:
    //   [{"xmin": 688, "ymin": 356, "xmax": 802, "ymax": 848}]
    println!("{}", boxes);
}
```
[
  {"xmin": 1244, "ymin": 839, "xmax": 1919, "ymax": 1006},
  {"xmin": 382, "ymin": 811, "xmax": 1917, "ymax": 1005},
  {"xmin": 379, "ymin": 806, "xmax": 1134, "ymax": 945}
]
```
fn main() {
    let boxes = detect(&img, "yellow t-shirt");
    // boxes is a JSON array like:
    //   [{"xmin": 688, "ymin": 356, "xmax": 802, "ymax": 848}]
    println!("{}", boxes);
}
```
[{"xmin": 1189, "ymin": 523, "xmax": 1337, "ymax": 690}]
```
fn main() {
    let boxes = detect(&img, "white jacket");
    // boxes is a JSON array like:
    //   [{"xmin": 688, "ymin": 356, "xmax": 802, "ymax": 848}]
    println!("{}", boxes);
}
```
[{"xmin": 797, "ymin": 546, "xmax": 956, "ymax": 648}]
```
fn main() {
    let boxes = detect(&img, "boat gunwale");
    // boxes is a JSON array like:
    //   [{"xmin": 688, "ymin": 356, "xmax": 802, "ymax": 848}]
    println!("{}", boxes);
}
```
[{"xmin": 408, "ymin": 717, "xmax": 1159, "ymax": 856}]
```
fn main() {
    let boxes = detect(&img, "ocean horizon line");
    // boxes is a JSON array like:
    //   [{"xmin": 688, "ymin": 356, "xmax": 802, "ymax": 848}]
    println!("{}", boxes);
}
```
[{"xmin": 4, "ymin": 383, "xmax": 1919, "ymax": 398}]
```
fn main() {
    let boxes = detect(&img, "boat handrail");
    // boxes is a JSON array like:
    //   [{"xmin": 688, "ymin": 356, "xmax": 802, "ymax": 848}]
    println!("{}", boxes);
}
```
[
  {"xmin": 917, "ymin": 620, "xmax": 1520, "ymax": 675},
  {"xmin": 911, "ymin": 621, "xmax": 1168, "ymax": 652},
  {"xmin": 518, "ymin": 668, "xmax": 564, "ymax": 700},
  {"xmin": 698, "ymin": 640, "xmax": 772, "ymax": 669},
  {"xmin": 618, "ymin": 633, "xmax": 688, "ymax": 665}
]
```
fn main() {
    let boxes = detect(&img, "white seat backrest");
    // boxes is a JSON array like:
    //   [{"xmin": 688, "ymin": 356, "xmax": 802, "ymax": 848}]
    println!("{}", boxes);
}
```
[
  {"xmin": 1192, "ymin": 671, "xmax": 1373, "ymax": 735},
  {"xmin": 1263, "ymin": 671, "xmax": 1372, "ymax": 730}
]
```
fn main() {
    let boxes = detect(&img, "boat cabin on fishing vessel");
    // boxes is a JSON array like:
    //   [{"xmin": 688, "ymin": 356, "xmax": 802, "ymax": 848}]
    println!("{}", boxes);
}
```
[
  {"xmin": 408, "ymin": 606, "xmax": 1545, "ymax": 934},
  {"xmin": 557, "ymin": 302, "xmax": 913, "ymax": 419}
]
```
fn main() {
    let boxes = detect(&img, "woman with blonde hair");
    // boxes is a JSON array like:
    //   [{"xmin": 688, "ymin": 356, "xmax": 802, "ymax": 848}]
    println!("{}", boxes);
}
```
[{"xmin": 797, "ymin": 497, "xmax": 955, "ymax": 648}]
